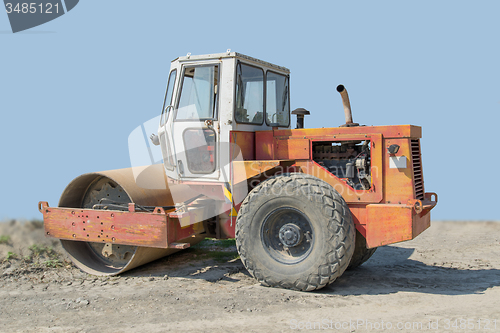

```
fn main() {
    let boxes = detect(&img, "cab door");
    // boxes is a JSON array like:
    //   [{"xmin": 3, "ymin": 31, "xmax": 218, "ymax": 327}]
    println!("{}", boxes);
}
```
[
  {"xmin": 171, "ymin": 63, "xmax": 220, "ymax": 180},
  {"xmin": 158, "ymin": 69, "xmax": 178, "ymax": 180}
]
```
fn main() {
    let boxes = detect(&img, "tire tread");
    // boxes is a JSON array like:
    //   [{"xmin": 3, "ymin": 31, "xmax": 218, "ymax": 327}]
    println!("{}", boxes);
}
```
[{"xmin": 236, "ymin": 173, "xmax": 355, "ymax": 291}]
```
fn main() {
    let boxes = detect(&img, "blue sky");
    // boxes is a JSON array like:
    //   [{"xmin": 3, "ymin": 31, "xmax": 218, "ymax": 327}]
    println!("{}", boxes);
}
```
[{"xmin": 1, "ymin": 1, "xmax": 498, "ymax": 220}]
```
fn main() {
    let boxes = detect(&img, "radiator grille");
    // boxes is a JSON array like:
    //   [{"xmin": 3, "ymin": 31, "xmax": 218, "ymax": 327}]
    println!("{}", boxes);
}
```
[{"xmin": 411, "ymin": 139, "xmax": 424, "ymax": 200}]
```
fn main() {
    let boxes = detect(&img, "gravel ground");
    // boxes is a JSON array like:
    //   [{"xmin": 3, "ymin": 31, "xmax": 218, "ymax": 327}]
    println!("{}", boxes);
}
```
[{"xmin": 1, "ymin": 220, "xmax": 499, "ymax": 332}]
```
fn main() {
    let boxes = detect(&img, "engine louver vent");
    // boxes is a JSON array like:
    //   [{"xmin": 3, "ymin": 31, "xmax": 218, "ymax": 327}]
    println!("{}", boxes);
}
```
[{"xmin": 411, "ymin": 139, "xmax": 424, "ymax": 200}]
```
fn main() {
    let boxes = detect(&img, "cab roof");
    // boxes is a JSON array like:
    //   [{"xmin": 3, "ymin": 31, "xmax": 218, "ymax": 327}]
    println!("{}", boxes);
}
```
[{"xmin": 172, "ymin": 51, "xmax": 290, "ymax": 74}]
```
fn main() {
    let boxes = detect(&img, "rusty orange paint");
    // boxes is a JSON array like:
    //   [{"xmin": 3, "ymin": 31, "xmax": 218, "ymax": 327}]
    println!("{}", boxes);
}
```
[
  {"xmin": 256, "ymin": 125, "xmax": 428, "ymax": 200},
  {"xmin": 166, "ymin": 211, "xmax": 205, "ymax": 244},
  {"xmin": 274, "ymin": 138, "xmax": 310, "ymax": 160},
  {"xmin": 271, "ymin": 125, "xmax": 422, "ymax": 141},
  {"xmin": 230, "ymin": 131, "xmax": 255, "ymax": 160},
  {"xmin": 40, "ymin": 201, "xmax": 203, "ymax": 249},
  {"xmin": 365, "ymin": 203, "xmax": 431, "ymax": 248},
  {"xmin": 232, "ymin": 160, "xmax": 294, "ymax": 184},
  {"xmin": 250, "ymin": 124, "xmax": 436, "ymax": 248},
  {"xmin": 383, "ymin": 138, "xmax": 415, "ymax": 203},
  {"xmin": 366, "ymin": 204, "xmax": 413, "ymax": 247},
  {"xmin": 255, "ymin": 131, "xmax": 274, "ymax": 160},
  {"xmin": 42, "ymin": 123, "xmax": 435, "ymax": 250}
]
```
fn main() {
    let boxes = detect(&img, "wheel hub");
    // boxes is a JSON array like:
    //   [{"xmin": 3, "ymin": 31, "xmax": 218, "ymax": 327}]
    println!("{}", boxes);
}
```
[
  {"xmin": 279, "ymin": 223, "xmax": 302, "ymax": 247},
  {"xmin": 260, "ymin": 207, "xmax": 314, "ymax": 264}
]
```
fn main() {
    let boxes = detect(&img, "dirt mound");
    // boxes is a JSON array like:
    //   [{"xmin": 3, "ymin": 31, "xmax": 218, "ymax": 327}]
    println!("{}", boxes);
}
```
[{"xmin": 0, "ymin": 220, "xmax": 72, "ymax": 284}]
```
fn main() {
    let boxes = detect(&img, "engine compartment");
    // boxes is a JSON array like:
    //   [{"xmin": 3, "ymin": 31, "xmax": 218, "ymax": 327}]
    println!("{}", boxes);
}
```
[{"xmin": 312, "ymin": 140, "xmax": 371, "ymax": 190}]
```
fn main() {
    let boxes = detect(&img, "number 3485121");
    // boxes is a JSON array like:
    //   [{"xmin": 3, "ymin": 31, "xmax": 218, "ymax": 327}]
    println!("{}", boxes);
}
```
[{"xmin": 5, "ymin": 3, "xmax": 60, "ymax": 14}]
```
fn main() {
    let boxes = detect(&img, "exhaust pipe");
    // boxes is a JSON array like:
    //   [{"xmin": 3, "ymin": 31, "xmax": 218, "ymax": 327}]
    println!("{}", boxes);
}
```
[
  {"xmin": 291, "ymin": 108, "xmax": 310, "ymax": 129},
  {"xmin": 336, "ymin": 85, "xmax": 358, "ymax": 127}
]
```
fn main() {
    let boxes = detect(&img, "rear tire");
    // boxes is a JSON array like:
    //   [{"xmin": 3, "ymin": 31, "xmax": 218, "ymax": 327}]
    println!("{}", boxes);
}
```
[
  {"xmin": 347, "ymin": 229, "xmax": 377, "ymax": 269},
  {"xmin": 236, "ymin": 173, "xmax": 355, "ymax": 291}
]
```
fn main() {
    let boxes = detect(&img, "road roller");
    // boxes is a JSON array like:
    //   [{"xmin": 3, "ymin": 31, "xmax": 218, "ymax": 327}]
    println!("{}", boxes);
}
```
[{"xmin": 39, "ymin": 51, "xmax": 437, "ymax": 291}]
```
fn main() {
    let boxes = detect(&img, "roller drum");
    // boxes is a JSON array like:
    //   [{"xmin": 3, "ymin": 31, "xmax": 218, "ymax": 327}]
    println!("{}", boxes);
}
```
[{"xmin": 58, "ymin": 164, "xmax": 204, "ymax": 276}]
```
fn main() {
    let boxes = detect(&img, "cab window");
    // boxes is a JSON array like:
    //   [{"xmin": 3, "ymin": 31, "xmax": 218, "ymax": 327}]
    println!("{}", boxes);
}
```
[
  {"xmin": 183, "ymin": 128, "xmax": 216, "ymax": 173},
  {"xmin": 235, "ymin": 62, "xmax": 264, "ymax": 124},
  {"xmin": 266, "ymin": 71, "xmax": 289, "ymax": 127},
  {"xmin": 176, "ymin": 65, "xmax": 218, "ymax": 120},
  {"xmin": 160, "ymin": 69, "xmax": 177, "ymax": 126}
]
